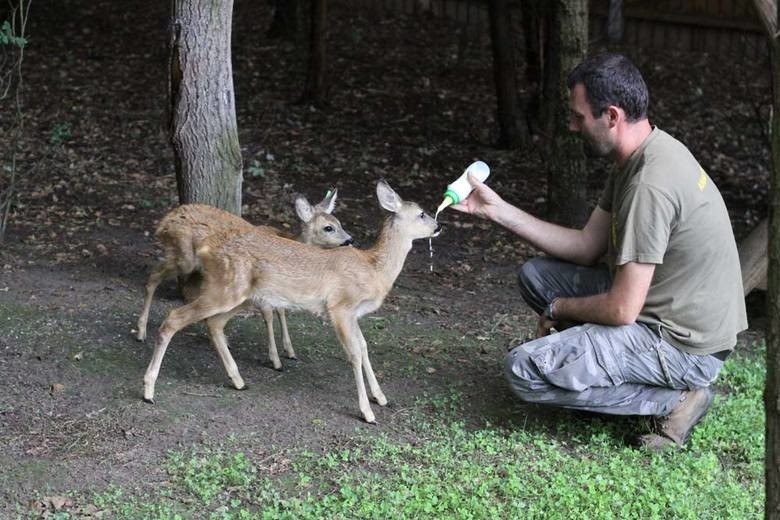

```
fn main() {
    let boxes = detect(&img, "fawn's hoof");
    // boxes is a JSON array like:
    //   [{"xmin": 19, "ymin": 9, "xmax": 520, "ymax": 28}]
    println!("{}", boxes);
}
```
[{"xmin": 143, "ymin": 396, "xmax": 154, "ymax": 404}]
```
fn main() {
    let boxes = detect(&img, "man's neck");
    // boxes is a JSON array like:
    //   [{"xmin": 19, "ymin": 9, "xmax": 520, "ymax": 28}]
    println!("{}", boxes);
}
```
[{"xmin": 613, "ymin": 119, "xmax": 653, "ymax": 166}]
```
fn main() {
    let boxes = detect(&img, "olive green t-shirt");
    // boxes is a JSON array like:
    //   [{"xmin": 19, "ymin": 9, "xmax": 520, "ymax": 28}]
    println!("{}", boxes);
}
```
[{"xmin": 598, "ymin": 127, "xmax": 747, "ymax": 354}]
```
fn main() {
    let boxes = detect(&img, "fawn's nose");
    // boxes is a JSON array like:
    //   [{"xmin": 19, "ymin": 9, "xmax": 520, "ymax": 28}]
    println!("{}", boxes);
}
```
[
  {"xmin": 341, "ymin": 238, "xmax": 354, "ymax": 246},
  {"xmin": 432, "ymin": 224, "xmax": 443, "ymax": 237}
]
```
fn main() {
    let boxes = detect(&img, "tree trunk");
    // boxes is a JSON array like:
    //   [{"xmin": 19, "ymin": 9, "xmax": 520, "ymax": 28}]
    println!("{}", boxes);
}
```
[
  {"xmin": 606, "ymin": 0, "xmax": 624, "ymax": 43},
  {"xmin": 545, "ymin": 0, "xmax": 589, "ymax": 227},
  {"xmin": 520, "ymin": 0, "xmax": 551, "ymax": 136},
  {"xmin": 300, "ymin": 0, "xmax": 327, "ymax": 106},
  {"xmin": 168, "ymin": 0, "xmax": 243, "ymax": 215},
  {"xmin": 751, "ymin": 0, "xmax": 780, "ymax": 515},
  {"xmin": 488, "ymin": 0, "xmax": 524, "ymax": 148},
  {"xmin": 267, "ymin": 0, "xmax": 300, "ymax": 40},
  {"xmin": 768, "ymin": 34, "xmax": 780, "ymax": 520}
]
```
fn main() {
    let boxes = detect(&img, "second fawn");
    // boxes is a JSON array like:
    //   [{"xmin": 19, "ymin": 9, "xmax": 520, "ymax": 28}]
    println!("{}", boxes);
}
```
[
  {"xmin": 136, "ymin": 190, "xmax": 352, "ymax": 369},
  {"xmin": 142, "ymin": 180, "xmax": 441, "ymax": 423}
]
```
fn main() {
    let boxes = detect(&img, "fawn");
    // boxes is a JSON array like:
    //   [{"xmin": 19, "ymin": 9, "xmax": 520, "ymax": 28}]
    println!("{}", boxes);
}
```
[
  {"xmin": 142, "ymin": 180, "xmax": 441, "ymax": 423},
  {"xmin": 136, "ymin": 190, "xmax": 352, "ymax": 369}
]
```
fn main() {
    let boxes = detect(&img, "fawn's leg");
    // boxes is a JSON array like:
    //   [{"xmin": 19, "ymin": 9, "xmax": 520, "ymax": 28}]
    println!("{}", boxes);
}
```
[
  {"xmin": 331, "ymin": 310, "xmax": 375, "ymax": 423},
  {"xmin": 137, "ymin": 259, "xmax": 177, "ymax": 341},
  {"xmin": 205, "ymin": 304, "xmax": 247, "ymax": 390},
  {"xmin": 354, "ymin": 322, "xmax": 387, "ymax": 406},
  {"xmin": 276, "ymin": 309, "xmax": 297, "ymax": 359},
  {"xmin": 143, "ymin": 295, "xmax": 244, "ymax": 403},
  {"xmin": 260, "ymin": 306, "xmax": 283, "ymax": 370}
]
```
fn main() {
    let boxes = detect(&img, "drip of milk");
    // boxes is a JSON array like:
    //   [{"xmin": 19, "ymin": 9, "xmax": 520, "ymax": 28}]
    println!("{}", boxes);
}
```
[{"xmin": 429, "ymin": 210, "xmax": 441, "ymax": 272}]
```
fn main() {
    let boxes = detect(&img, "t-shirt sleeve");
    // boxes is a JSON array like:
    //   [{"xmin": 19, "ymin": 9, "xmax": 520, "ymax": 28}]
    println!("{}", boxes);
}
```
[{"xmin": 614, "ymin": 183, "xmax": 676, "ymax": 266}]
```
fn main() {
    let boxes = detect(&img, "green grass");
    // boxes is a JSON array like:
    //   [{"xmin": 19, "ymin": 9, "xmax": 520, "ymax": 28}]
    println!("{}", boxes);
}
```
[{"xmin": 26, "ymin": 343, "xmax": 767, "ymax": 519}]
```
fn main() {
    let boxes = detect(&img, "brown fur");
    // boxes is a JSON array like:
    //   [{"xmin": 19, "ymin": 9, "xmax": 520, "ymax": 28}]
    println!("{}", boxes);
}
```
[
  {"xmin": 136, "ymin": 192, "xmax": 350, "ymax": 370},
  {"xmin": 142, "ymin": 181, "xmax": 441, "ymax": 423}
]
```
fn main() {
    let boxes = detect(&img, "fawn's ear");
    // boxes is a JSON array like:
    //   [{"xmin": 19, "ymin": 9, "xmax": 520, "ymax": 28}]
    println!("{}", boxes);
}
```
[
  {"xmin": 376, "ymin": 180, "xmax": 403, "ymax": 213},
  {"xmin": 314, "ymin": 188, "xmax": 338, "ymax": 214},
  {"xmin": 295, "ymin": 196, "xmax": 315, "ymax": 222}
]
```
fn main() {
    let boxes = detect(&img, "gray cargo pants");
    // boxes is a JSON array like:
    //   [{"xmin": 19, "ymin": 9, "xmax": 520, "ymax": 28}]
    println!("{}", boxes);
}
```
[{"xmin": 507, "ymin": 257, "xmax": 724, "ymax": 416}]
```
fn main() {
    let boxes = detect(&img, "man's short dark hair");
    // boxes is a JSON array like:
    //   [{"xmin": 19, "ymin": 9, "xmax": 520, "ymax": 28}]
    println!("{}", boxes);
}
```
[{"xmin": 567, "ymin": 53, "xmax": 649, "ymax": 123}]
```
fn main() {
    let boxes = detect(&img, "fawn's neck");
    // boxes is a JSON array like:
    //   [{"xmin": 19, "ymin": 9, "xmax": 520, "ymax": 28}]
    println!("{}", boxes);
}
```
[{"xmin": 369, "ymin": 217, "xmax": 414, "ymax": 286}]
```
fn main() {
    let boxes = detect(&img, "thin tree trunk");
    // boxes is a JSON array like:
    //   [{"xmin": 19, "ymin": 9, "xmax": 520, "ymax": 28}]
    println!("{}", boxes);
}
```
[
  {"xmin": 301, "ymin": 0, "xmax": 327, "ymax": 106},
  {"xmin": 751, "ymin": 0, "xmax": 780, "ymax": 515},
  {"xmin": 520, "ymin": 0, "xmax": 549, "ymax": 136},
  {"xmin": 168, "ymin": 0, "xmax": 243, "ymax": 214},
  {"xmin": 606, "ymin": 0, "xmax": 623, "ymax": 43},
  {"xmin": 768, "ymin": 32, "xmax": 780, "ymax": 520},
  {"xmin": 545, "ymin": 0, "xmax": 589, "ymax": 227},
  {"xmin": 488, "ymin": 0, "xmax": 524, "ymax": 148}
]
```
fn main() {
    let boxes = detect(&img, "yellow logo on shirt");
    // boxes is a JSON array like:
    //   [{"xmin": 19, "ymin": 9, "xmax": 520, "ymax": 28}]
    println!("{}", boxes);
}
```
[{"xmin": 698, "ymin": 167, "xmax": 708, "ymax": 192}]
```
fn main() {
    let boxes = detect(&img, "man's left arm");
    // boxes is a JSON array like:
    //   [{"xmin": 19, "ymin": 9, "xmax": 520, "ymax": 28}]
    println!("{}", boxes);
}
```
[{"xmin": 539, "ymin": 262, "xmax": 655, "ymax": 335}]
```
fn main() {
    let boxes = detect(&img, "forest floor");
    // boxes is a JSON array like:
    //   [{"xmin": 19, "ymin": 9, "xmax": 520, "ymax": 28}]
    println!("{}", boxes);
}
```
[{"xmin": 0, "ymin": 0, "xmax": 773, "ymax": 516}]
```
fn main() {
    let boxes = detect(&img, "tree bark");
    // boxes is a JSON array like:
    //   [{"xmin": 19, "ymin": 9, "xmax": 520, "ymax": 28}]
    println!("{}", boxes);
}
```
[
  {"xmin": 300, "ymin": 0, "xmax": 327, "ymax": 106},
  {"xmin": 545, "ymin": 0, "xmax": 589, "ymax": 227},
  {"xmin": 752, "ymin": 0, "xmax": 780, "ymax": 516},
  {"xmin": 520, "ymin": 0, "xmax": 551, "ymax": 137},
  {"xmin": 606, "ymin": 0, "xmax": 624, "ymax": 43},
  {"xmin": 488, "ymin": 0, "xmax": 524, "ymax": 148},
  {"xmin": 767, "ymin": 43, "xmax": 780, "ymax": 519},
  {"xmin": 168, "ymin": 0, "xmax": 243, "ymax": 215}
]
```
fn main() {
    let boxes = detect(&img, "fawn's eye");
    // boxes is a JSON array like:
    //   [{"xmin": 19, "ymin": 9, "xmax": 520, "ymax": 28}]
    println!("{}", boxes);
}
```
[{"xmin": 324, "ymin": 225, "xmax": 334, "ymax": 232}]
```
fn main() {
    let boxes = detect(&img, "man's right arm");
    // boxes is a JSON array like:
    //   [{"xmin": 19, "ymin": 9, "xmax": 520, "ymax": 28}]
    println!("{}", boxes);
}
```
[
  {"xmin": 451, "ymin": 173, "xmax": 610, "ymax": 266},
  {"xmin": 494, "ymin": 204, "xmax": 609, "ymax": 266}
]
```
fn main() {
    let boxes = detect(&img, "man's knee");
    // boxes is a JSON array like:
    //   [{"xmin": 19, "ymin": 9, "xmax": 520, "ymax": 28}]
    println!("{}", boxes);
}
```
[
  {"xmin": 504, "ymin": 344, "xmax": 547, "ymax": 398},
  {"xmin": 517, "ymin": 258, "xmax": 548, "ymax": 314}
]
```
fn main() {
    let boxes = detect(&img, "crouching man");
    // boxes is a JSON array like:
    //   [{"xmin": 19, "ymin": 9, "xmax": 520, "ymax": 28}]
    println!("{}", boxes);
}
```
[{"xmin": 453, "ymin": 53, "xmax": 746, "ymax": 448}]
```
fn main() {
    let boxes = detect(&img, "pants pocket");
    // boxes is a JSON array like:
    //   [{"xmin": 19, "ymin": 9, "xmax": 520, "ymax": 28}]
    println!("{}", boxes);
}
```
[{"xmin": 529, "ymin": 337, "xmax": 616, "ymax": 392}]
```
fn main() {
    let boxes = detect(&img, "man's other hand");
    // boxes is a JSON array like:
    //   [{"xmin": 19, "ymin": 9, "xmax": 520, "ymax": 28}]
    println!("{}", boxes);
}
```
[{"xmin": 536, "ymin": 315, "xmax": 558, "ymax": 338}]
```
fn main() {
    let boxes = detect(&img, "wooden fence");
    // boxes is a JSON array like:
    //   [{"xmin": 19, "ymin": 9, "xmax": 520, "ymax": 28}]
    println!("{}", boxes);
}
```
[{"xmin": 337, "ymin": 0, "xmax": 768, "ymax": 58}]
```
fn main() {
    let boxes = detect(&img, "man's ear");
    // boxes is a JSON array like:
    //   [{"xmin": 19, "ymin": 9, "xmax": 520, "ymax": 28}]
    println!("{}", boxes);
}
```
[{"xmin": 606, "ymin": 105, "xmax": 621, "ymax": 127}]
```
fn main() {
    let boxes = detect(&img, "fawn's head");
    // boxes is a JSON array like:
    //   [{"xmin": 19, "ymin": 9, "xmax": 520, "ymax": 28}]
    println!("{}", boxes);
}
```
[
  {"xmin": 295, "ymin": 189, "xmax": 353, "ymax": 248},
  {"xmin": 376, "ymin": 180, "xmax": 441, "ymax": 240}
]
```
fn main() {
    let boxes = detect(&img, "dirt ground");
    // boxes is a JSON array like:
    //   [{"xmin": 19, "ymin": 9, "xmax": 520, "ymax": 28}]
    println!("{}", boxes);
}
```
[{"xmin": 0, "ymin": 0, "xmax": 773, "ymax": 514}]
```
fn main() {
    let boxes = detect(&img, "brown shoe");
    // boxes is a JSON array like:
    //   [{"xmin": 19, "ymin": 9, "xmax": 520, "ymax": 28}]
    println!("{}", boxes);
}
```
[{"xmin": 640, "ymin": 387, "xmax": 714, "ymax": 449}]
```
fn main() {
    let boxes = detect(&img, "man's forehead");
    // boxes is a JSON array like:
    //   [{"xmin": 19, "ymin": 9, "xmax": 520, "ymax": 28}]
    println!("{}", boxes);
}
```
[
  {"xmin": 569, "ymin": 83, "xmax": 588, "ymax": 102},
  {"xmin": 568, "ymin": 84, "xmax": 589, "ymax": 111}
]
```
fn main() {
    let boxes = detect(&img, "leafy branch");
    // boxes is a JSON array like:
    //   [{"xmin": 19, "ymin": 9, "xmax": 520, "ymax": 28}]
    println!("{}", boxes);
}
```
[{"xmin": 0, "ymin": 0, "xmax": 30, "ymax": 243}]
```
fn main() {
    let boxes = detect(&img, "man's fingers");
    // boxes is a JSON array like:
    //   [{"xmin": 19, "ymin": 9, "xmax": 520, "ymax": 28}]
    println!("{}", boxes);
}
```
[{"xmin": 466, "ymin": 171, "xmax": 484, "ymax": 186}]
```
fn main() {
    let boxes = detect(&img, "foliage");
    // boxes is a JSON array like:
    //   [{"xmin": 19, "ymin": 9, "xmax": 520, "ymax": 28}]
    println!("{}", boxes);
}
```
[
  {"xmin": 46, "ymin": 346, "xmax": 765, "ymax": 519},
  {"xmin": 49, "ymin": 122, "xmax": 71, "ymax": 145},
  {"xmin": 0, "ymin": 2, "xmax": 30, "ymax": 242},
  {"xmin": 0, "ymin": 20, "xmax": 27, "ymax": 47}
]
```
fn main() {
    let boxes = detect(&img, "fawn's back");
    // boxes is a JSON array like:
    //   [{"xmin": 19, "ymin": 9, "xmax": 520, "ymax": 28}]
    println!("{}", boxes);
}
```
[{"xmin": 195, "ymin": 192, "xmax": 439, "ymax": 319}]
